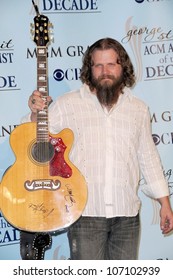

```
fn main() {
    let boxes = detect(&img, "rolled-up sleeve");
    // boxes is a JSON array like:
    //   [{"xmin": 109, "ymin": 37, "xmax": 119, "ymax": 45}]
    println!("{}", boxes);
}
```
[{"xmin": 138, "ymin": 107, "xmax": 169, "ymax": 199}]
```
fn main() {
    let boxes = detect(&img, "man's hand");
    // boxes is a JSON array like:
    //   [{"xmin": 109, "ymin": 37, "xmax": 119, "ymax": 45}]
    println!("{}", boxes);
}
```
[
  {"xmin": 158, "ymin": 196, "xmax": 173, "ymax": 234},
  {"xmin": 28, "ymin": 90, "xmax": 52, "ymax": 121}
]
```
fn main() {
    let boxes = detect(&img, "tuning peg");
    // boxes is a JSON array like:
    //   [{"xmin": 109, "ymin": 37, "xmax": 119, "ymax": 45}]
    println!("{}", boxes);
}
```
[
  {"xmin": 30, "ymin": 29, "xmax": 35, "ymax": 36},
  {"xmin": 49, "ymin": 36, "xmax": 54, "ymax": 43},
  {"xmin": 48, "ymin": 22, "xmax": 53, "ymax": 29},
  {"xmin": 30, "ymin": 23, "xmax": 35, "ymax": 36},
  {"xmin": 49, "ymin": 29, "xmax": 54, "ymax": 35}
]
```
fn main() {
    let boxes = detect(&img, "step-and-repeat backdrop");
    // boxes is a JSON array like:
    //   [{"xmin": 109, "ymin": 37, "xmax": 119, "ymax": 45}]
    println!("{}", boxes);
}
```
[{"xmin": 0, "ymin": 0, "xmax": 173, "ymax": 260}]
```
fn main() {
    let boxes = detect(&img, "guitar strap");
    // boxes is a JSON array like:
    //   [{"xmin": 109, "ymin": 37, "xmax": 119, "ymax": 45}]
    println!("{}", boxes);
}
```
[
  {"xmin": 20, "ymin": 231, "xmax": 52, "ymax": 260},
  {"xmin": 20, "ymin": 231, "xmax": 38, "ymax": 260}
]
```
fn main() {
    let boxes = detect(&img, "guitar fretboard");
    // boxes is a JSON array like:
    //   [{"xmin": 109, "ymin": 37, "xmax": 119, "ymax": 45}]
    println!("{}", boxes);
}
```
[{"xmin": 37, "ymin": 46, "xmax": 49, "ymax": 142}]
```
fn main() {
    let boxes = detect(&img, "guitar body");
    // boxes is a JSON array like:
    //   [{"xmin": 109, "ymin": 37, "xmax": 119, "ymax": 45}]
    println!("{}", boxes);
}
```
[{"xmin": 0, "ymin": 123, "xmax": 87, "ymax": 232}]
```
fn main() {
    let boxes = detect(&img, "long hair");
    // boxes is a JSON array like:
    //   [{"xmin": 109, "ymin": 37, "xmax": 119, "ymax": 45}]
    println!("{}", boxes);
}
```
[{"xmin": 80, "ymin": 37, "xmax": 136, "ymax": 91}]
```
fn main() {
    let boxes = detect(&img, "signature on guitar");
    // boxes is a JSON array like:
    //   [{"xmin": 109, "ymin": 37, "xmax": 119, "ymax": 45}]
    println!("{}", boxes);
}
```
[
  {"xmin": 64, "ymin": 184, "xmax": 76, "ymax": 213},
  {"xmin": 28, "ymin": 202, "xmax": 55, "ymax": 218}
]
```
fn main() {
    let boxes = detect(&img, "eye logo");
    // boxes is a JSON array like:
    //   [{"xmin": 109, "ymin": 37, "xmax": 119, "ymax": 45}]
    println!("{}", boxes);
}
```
[
  {"xmin": 53, "ymin": 69, "xmax": 64, "ymax": 81},
  {"xmin": 135, "ymin": 0, "xmax": 145, "ymax": 3},
  {"xmin": 152, "ymin": 134, "xmax": 160, "ymax": 145}
]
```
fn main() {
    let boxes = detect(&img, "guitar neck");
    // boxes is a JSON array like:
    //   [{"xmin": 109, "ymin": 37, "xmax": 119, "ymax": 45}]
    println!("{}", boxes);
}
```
[{"xmin": 37, "ymin": 46, "xmax": 49, "ymax": 142}]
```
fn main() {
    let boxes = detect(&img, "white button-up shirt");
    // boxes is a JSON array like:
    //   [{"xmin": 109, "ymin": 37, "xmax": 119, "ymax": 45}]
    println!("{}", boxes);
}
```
[{"xmin": 22, "ymin": 84, "xmax": 169, "ymax": 218}]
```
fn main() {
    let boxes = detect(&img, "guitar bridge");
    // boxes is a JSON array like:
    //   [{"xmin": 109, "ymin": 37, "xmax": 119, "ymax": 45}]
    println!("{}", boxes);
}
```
[{"xmin": 24, "ymin": 179, "xmax": 61, "ymax": 191}]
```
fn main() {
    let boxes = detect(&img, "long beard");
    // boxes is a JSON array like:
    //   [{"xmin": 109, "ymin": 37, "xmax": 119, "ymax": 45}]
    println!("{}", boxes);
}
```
[{"xmin": 92, "ymin": 75, "xmax": 124, "ymax": 107}]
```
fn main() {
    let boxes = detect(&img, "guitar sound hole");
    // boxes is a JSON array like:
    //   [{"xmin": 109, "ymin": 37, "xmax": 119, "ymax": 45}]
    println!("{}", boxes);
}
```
[{"xmin": 32, "ymin": 142, "xmax": 55, "ymax": 163}]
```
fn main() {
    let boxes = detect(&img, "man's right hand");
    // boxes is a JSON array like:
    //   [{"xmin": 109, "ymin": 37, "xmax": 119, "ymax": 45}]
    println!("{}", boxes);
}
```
[{"xmin": 28, "ymin": 90, "xmax": 52, "ymax": 121}]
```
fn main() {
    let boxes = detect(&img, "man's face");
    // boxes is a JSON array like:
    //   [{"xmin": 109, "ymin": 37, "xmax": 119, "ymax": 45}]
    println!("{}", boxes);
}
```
[{"xmin": 91, "ymin": 49, "xmax": 124, "ymax": 107}]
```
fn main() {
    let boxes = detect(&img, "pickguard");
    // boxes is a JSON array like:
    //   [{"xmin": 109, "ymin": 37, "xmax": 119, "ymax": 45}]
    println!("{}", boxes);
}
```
[{"xmin": 49, "ymin": 136, "xmax": 72, "ymax": 178}]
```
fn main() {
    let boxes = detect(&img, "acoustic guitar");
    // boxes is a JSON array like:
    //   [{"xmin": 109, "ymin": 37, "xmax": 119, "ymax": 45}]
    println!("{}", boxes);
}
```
[{"xmin": 0, "ymin": 9, "xmax": 87, "ymax": 232}]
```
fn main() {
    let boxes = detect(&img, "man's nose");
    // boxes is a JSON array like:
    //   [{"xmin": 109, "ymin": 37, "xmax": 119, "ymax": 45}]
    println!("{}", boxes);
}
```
[{"xmin": 102, "ymin": 65, "xmax": 110, "ymax": 74}]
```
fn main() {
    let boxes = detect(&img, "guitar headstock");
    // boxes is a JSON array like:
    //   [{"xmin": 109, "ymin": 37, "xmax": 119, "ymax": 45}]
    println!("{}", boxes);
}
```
[{"xmin": 31, "ymin": 14, "xmax": 53, "ymax": 47}]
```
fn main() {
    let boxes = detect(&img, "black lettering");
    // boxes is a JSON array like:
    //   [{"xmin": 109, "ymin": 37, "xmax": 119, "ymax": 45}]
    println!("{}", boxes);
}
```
[{"xmin": 27, "ymin": 48, "xmax": 37, "ymax": 58}]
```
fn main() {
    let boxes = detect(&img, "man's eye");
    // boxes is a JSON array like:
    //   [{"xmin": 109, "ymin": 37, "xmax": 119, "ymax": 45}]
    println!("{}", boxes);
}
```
[
  {"xmin": 94, "ymin": 64, "xmax": 102, "ymax": 68},
  {"xmin": 108, "ymin": 63, "xmax": 116, "ymax": 67}
]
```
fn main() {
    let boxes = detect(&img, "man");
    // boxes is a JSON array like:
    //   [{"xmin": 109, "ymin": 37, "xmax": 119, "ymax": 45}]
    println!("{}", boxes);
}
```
[{"xmin": 23, "ymin": 38, "xmax": 173, "ymax": 259}]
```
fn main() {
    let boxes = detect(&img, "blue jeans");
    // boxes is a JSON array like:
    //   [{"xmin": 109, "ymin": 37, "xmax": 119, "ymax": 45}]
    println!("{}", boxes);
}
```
[{"xmin": 68, "ymin": 214, "xmax": 140, "ymax": 260}]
